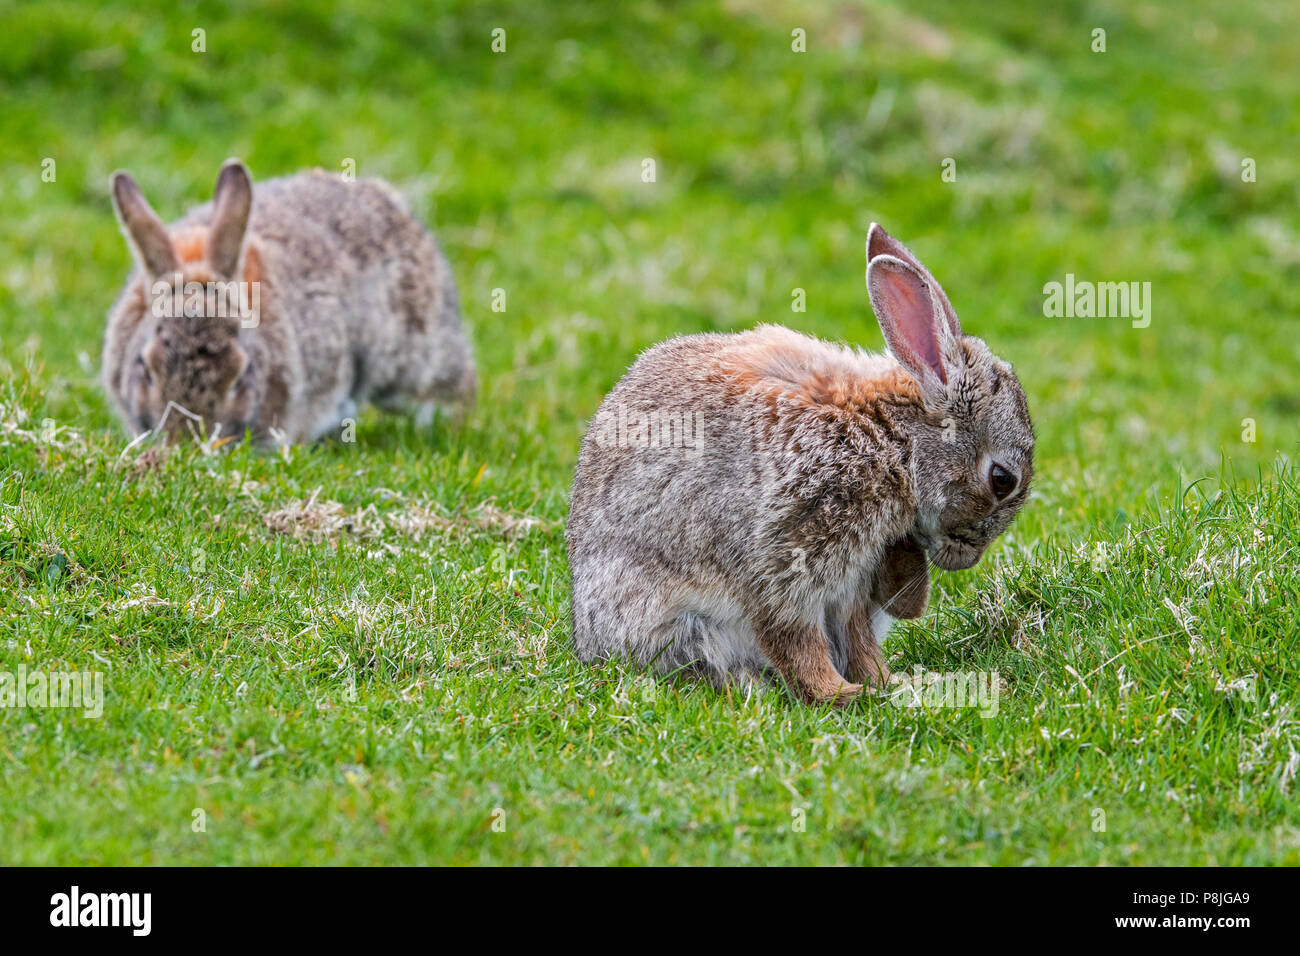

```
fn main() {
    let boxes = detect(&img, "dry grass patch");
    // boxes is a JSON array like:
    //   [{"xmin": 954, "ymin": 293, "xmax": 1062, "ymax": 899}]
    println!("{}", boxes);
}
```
[{"xmin": 262, "ymin": 488, "xmax": 549, "ymax": 545}]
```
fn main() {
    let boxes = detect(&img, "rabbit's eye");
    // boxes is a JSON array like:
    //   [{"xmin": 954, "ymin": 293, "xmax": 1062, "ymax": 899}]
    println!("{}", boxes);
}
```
[{"xmin": 988, "ymin": 463, "xmax": 1017, "ymax": 500}]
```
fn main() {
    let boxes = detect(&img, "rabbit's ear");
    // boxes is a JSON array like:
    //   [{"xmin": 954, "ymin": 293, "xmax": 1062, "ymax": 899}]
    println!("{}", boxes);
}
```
[
  {"xmin": 867, "ymin": 223, "xmax": 961, "ymax": 339},
  {"xmin": 209, "ymin": 159, "xmax": 253, "ymax": 278},
  {"xmin": 111, "ymin": 171, "xmax": 179, "ymax": 277},
  {"xmin": 867, "ymin": 253, "xmax": 958, "ymax": 390}
]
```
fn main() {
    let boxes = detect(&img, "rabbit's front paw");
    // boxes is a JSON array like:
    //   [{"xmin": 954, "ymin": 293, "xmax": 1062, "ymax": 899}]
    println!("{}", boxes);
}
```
[
  {"xmin": 758, "ymin": 621, "xmax": 865, "ymax": 707},
  {"xmin": 791, "ymin": 673, "xmax": 865, "ymax": 706},
  {"xmin": 844, "ymin": 606, "xmax": 892, "ymax": 690},
  {"xmin": 823, "ymin": 680, "xmax": 865, "ymax": 707},
  {"xmin": 845, "ymin": 654, "xmax": 891, "ymax": 693}
]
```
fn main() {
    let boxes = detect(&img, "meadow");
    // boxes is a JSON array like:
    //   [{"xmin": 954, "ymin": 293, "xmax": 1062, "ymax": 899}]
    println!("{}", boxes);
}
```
[{"xmin": 0, "ymin": 0, "xmax": 1297, "ymax": 864}]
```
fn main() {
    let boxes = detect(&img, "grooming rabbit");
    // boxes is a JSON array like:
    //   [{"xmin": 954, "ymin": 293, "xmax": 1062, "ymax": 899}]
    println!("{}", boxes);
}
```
[
  {"xmin": 102, "ymin": 159, "xmax": 475, "ymax": 445},
  {"xmin": 567, "ymin": 224, "xmax": 1033, "ymax": 704}
]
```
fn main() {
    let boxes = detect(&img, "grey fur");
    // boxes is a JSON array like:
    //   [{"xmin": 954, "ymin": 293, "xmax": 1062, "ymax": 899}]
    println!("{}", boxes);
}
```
[
  {"xmin": 102, "ymin": 159, "xmax": 475, "ymax": 445},
  {"xmin": 566, "ymin": 224, "xmax": 1034, "ymax": 704}
]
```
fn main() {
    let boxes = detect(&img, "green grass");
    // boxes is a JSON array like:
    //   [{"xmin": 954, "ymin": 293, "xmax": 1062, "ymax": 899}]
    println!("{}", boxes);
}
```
[{"xmin": 1, "ymin": 0, "xmax": 1297, "ymax": 864}]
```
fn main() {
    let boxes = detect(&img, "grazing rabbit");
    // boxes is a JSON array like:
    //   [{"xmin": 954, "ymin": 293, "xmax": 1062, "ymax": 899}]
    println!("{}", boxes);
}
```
[
  {"xmin": 102, "ymin": 159, "xmax": 475, "ymax": 445},
  {"xmin": 567, "ymin": 224, "xmax": 1034, "ymax": 704}
]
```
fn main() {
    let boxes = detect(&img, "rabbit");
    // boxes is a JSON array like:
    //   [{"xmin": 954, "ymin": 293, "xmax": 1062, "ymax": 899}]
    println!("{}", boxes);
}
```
[
  {"xmin": 566, "ymin": 223, "xmax": 1034, "ymax": 705},
  {"xmin": 102, "ymin": 159, "xmax": 475, "ymax": 446}
]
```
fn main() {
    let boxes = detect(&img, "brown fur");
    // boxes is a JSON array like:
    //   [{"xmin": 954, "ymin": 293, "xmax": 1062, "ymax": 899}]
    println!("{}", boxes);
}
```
[
  {"xmin": 171, "ymin": 229, "xmax": 207, "ymax": 263},
  {"xmin": 713, "ymin": 324, "xmax": 923, "ymax": 411},
  {"xmin": 871, "ymin": 536, "xmax": 930, "ymax": 619}
]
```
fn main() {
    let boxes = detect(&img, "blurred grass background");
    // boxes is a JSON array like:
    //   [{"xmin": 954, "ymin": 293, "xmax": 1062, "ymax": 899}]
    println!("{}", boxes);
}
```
[
  {"xmin": 0, "ymin": 0, "xmax": 1297, "ymax": 864},
  {"xmin": 3, "ymin": 0, "xmax": 1298, "ymax": 499}
]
